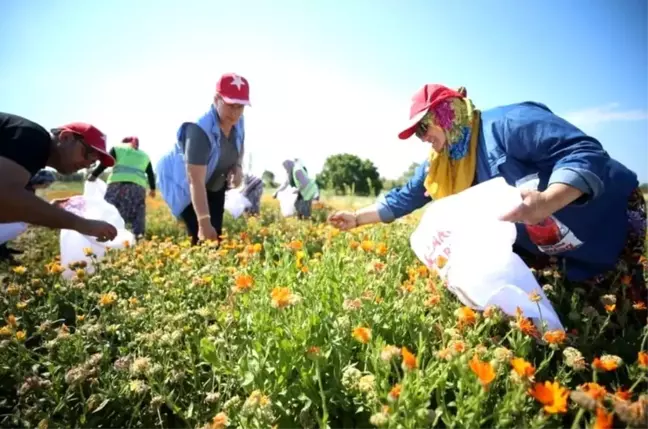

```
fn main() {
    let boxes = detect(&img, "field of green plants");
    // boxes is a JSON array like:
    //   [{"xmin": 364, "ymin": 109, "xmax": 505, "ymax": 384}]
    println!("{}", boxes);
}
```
[{"xmin": 0, "ymin": 190, "xmax": 646, "ymax": 429}]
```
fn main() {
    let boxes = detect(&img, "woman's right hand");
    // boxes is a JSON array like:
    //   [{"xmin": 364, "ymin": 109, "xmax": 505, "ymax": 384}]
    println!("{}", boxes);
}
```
[
  {"xmin": 328, "ymin": 211, "xmax": 357, "ymax": 230},
  {"xmin": 198, "ymin": 218, "xmax": 220, "ymax": 242}
]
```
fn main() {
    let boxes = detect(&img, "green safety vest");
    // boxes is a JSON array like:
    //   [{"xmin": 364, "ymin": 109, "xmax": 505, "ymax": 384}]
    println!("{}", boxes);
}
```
[
  {"xmin": 108, "ymin": 144, "xmax": 151, "ymax": 189},
  {"xmin": 292, "ymin": 162, "xmax": 318, "ymax": 201}
]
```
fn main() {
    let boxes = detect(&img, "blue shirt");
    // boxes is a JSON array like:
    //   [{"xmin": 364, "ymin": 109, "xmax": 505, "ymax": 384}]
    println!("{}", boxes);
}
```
[{"xmin": 377, "ymin": 102, "xmax": 638, "ymax": 281}]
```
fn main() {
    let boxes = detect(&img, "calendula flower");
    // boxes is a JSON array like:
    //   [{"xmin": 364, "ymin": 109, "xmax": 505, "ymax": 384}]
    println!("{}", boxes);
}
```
[
  {"xmin": 352, "ymin": 327, "xmax": 371, "ymax": 344},
  {"xmin": 388, "ymin": 384, "xmax": 401, "ymax": 402},
  {"xmin": 270, "ymin": 287, "xmax": 300, "ymax": 309},
  {"xmin": 401, "ymin": 346, "xmax": 417, "ymax": 371},
  {"xmin": 563, "ymin": 347, "xmax": 587, "ymax": 371},
  {"xmin": 637, "ymin": 351, "xmax": 648, "ymax": 368},
  {"xmin": 470, "ymin": 354, "xmax": 496, "ymax": 388},
  {"xmin": 99, "ymin": 292, "xmax": 117, "ymax": 307},
  {"xmin": 12, "ymin": 266, "xmax": 27, "ymax": 275},
  {"xmin": 380, "ymin": 345, "xmax": 401, "ymax": 362},
  {"xmin": 528, "ymin": 381, "xmax": 569, "ymax": 414},
  {"xmin": 510, "ymin": 357, "xmax": 535, "ymax": 380},
  {"xmin": 233, "ymin": 274, "xmax": 254, "ymax": 293},
  {"xmin": 210, "ymin": 412, "xmax": 229, "ymax": 429},
  {"xmin": 614, "ymin": 388, "xmax": 632, "ymax": 401},
  {"xmin": 593, "ymin": 355, "xmax": 623, "ymax": 372},
  {"xmin": 455, "ymin": 306, "xmax": 476, "ymax": 326},
  {"xmin": 360, "ymin": 240, "xmax": 375, "ymax": 252},
  {"xmin": 528, "ymin": 290, "xmax": 542, "ymax": 303},
  {"xmin": 543, "ymin": 330, "xmax": 566, "ymax": 345},
  {"xmin": 593, "ymin": 407, "xmax": 614, "ymax": 429},
  {"xmin": 579, "ymin": 382, "xmax": 607, "ymax": 401}
]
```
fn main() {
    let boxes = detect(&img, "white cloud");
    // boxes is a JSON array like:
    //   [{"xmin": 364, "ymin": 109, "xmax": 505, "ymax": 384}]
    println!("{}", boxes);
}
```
[{"xmin": 563, "ymin": 103, "xmax": 648, "ymax": 132}]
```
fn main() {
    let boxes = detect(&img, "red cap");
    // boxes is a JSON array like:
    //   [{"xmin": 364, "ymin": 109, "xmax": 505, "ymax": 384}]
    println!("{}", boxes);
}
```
[
  {"xmin": 398, "ymin": 84, "xmax": 465, "ymax": 140},
  {"xmin": 122, "ymin": 136, "xmax": 139, "ymax": 148},
  {"xmin": 56, "ymin": 122, "xmax": 115, "ymax": 167},
  {"xmin": 216, "ymin": 73, "xmax": 251, "ymax": 106}
]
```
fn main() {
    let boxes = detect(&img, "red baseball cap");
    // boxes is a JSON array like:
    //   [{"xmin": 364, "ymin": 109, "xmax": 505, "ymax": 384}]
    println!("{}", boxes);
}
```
[
  {"xmin": 216, "ymin": 73, "xmax": 251, "ymax": 106},
  {"xmin": 56, "ymin": 122, "xmax": 115, "ymax": 167},
  {"xmin": 122, "ymin": 136, "xmax": 140, "ymax": 148},
  {"xmin": 398, "ymin": 84, "xmax": 465, "ymax": 140}
]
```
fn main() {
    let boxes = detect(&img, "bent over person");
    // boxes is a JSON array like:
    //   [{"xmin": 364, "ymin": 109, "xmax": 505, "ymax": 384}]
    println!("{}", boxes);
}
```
[
  {"xmin": 90, "ymin": 136, "xmax": 156, "ymax": 239},
  {"xmin": 0, "ymin": 112, "xmax": 118, "ymax": 242}
]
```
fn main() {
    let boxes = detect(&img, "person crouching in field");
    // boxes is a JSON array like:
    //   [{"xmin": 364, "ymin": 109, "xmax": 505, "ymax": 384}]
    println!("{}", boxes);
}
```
[
  {"xmin": 275, "ymin": 159, "xmax": 319, "ymax": 219},
  {"xmin": 0, "ymin": 113, "xmax": 118, "ymax": 243},
  {"xmin": 328, "ymin": 83, "xmax": 646, "ymax": 318},
  {"xmin": 89, "ymin": 136, "xmax": 156, "ymax": 239},
  {"xmin": 156, "ymin": 73, "xmax": 249, "ymax": 245},
  {"xmin": 241, "ymin": 173, "xmax": 264, "ymax": 216}
]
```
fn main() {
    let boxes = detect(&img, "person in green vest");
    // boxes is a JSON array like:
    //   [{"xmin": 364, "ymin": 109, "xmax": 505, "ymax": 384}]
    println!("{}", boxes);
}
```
[
  {"xmin": 274, "ymin": 158, "xmax": 319, "ymax": 219},
  {"xmin": 89, "ymin": 136, "xmax": 156, "ymax": 238}
]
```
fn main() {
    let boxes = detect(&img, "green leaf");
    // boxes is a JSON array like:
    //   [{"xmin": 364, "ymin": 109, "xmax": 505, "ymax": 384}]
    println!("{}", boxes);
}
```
[{"xmin": 199, "ymin": 337, "xmax": 219, "ymax": 366}]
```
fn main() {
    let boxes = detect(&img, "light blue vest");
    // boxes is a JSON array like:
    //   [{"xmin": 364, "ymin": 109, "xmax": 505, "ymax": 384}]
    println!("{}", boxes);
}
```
[{"xmin": 156, "ymin": 105, "xmax": 245, "ymax": 217}]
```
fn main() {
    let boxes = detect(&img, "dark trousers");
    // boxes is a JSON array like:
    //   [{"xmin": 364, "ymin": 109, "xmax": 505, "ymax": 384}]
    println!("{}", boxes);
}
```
[{"xmin": 179, "ymin": 187, "xmax": 227, "ymax": 245}]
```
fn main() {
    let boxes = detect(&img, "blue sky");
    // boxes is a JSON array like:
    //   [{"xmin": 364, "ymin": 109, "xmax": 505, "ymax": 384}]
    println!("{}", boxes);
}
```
[{"xmin": 1, "ymin": 0, "xmax": 647, "ymax": 182}]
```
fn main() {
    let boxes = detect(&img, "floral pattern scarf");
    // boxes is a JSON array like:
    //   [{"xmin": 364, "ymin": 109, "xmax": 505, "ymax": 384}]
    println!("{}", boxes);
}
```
[{"xmin": 417, "ymin": 97, "xmax": 480, "ymax": 200}]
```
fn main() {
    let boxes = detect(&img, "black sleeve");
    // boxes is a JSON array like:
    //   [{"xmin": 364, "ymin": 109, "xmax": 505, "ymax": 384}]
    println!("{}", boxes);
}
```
[
  {"xmin": 145, "ymin": 162, "xmax": 156, "ymax": 190},
  {"xmin": 90, "ymin": 148, "xmax": 117, "ymax": 177},
  {"xmin": 0, "ymin": 120, "xmax": 51, "ymax": 177}
]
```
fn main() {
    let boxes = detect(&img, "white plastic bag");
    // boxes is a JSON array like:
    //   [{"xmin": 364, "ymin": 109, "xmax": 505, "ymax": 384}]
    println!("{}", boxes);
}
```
[
  {"xmin": 410, "ymin": 177, "xmax": 564, "ymax": 331},
  {"xmin": 277, "ymin": 187, "xmax": 299, "ymax": 218},
  {"xmin": 0, "ymin": 222, "xmax": 28, "ymax": 245},
  {"xmin": 59, "ymin": 179, "xmax": 135, "ymax": 279},
  {"xmin": 224, "ymin": 189, "xmax": 251, "ymax": 219}
]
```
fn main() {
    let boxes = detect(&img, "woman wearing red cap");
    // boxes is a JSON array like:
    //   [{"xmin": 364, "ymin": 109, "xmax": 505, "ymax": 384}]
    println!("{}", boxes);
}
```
[
  {"xmin": 156, "ymin": 73, "xmax": 249, "ymax": 244},
  {"xmin": 328, "ymin": 84, "xmax": 646, "ymax": 308},
  {"xmin": 89, "ymin": 136, "xmax": 156, "ymax": 239}
]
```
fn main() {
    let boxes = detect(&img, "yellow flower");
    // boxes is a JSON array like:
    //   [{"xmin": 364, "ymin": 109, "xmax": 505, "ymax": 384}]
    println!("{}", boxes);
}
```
[
  {"xmin": 15, "ymin": 330, "xmax": 26, "ymax": 342},
  {"xmin": 12, "ymin": 266, "xmax": 27, "ymax": 275}
]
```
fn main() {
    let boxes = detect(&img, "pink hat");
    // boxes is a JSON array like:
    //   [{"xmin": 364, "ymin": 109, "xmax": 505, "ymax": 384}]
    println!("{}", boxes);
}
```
[
  {"xmin": 398, "ymin": 84, "xmax": 466, "ymax": 140},
  {"xmin": 216, "ymin": 73, "xmax": 251, "ymax": 106}
]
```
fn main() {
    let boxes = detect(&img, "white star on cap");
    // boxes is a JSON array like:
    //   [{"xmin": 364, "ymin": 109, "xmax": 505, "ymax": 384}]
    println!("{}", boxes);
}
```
[{"xmin": 230, "ymin": 75, "xmax": 245, "ymax": 90}]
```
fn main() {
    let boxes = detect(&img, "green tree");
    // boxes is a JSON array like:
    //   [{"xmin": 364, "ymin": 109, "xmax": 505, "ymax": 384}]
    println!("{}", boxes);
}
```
[
  {"xmin": 316, "ymin": 154, "xmax": 382, "ymax": 196},
  {"xmin": 382, "ymin": 162, "xmax": 421, "ymax": 191}
]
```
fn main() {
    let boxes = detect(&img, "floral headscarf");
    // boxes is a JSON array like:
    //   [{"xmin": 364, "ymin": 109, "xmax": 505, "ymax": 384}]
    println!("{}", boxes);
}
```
[{"xmin": 418, "ymin": 94, "xmax": 480, "ymax": 200}]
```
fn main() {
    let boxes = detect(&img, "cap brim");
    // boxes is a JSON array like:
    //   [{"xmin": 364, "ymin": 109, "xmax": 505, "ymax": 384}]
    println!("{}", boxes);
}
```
[
  {"xmin": 95, "ymin": 149, "xmax": 115, "ymax": 167},
  {"xmin": 221, "ymin": 96, "xmax": 251, "ymax": 106},
  {"xmin": 397, "ymin": 109, "xmax": 428, "ymax": 140}
]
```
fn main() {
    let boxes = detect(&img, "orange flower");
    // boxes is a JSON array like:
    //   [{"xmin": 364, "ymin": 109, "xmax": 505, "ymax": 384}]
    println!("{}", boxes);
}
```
[
  {"xmin": 425, "ymin": 294, "xmax": 441, "ymax": 307},
  {"xmin": 637, "ymin": 351, "xmax": 648, "ymax": 368},
  {"xmin": 516, "ymin": 317, "xmax": 539, "ymax": 338},
  {"xmin": 614, "ymin": 387, "xmax": 632, "ymax": 401},
  {"xmin": 456, "ymin": 306, "xmax": 476, "ymax": 326},
  {"xmin": 287, "ymin": 240, "xmax": 303, "ymax": 251},
  {"xmin": 593, "ymin": 407, "xmax": 613, "ymax": 429},
  {"xmin": 270, "ymin": 287, "xmax": 296, "ymax": 309},
  {"xmin": 528, "ymin": 381, "xmax": 569, "ymax": 414},
  {"xmin": 352, "ymin": 327, "xmax": 372, "ymax": 344},
  {"xmin": 579, "ymin": 382, "xmax": 607, "ymax": 401},
  {"xmin": 388, "ymin": 384, "xmax": 401, "ymax": 402},
  {"xmin": 543, "ymin": 330, "xmax": 566, "ymax": 345},
  {"xmin": 633, "ymin": 301, "xmax": 647, "ymax": 310},
  {"xmin": 510, "ymin": 357, "xmax": 535, "ymax": 379},
  {"xmin": 375, "ymin": 243, "xmax": 388, "ymax": 256},
  {"xmin": 592, "ymin": 355, "xmax": 622, "ymax": 372},
  {"xmin": 401, "ymin": 346, "xmax": 418, "ymax": 371},
  {"xmin": 469, "ymin": 355, "xmax": 496, "ymax": 388},
  {"xmin": 604, "ymin": 304, "xmax": 616, "ymax": 313},
  {"xmin": 234, "ymin": 274, "xmax": 254, "ymax": 292}
]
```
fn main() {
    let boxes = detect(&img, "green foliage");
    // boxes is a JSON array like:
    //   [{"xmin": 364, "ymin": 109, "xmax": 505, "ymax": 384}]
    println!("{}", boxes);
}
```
[{"xmin": 316, "ymin": 154, "xmax": 382, "ymax": 196}]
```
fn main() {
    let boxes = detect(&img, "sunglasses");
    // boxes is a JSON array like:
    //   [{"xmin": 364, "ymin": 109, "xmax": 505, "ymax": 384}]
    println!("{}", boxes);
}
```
[
  {"xmin": 415, "ymin": 121, "xmax": 429, "ymax": 139},
  {"xmin": 76, "ymin": 138, "xmax": 99, "ymax": 162}
]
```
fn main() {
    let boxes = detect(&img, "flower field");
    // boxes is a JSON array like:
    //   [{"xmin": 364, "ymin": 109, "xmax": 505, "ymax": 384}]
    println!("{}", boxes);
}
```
[{"xmin": 1, "ymin": 192, "xmax": 647, "ymax": 429}]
